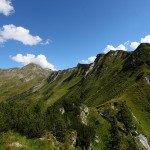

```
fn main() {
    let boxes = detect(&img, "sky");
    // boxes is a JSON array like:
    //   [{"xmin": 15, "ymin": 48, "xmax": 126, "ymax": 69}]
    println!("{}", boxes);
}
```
[{"xmin": 0, "ymin": 0, "xmax": 150, "ymax": 70}]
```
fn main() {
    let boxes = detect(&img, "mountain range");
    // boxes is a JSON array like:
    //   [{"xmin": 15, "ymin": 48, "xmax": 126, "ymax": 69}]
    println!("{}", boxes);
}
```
[{"xmin": 0, "ymin": 43, "xmax": 150, "ymax": 150}]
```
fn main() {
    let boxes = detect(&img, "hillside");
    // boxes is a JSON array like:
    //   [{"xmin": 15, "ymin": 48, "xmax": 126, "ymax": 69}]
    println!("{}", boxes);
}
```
[
  {"xmin": 0, "ymin": 63, "xmax": 52, "ymax": 102},
  {"xmin": 0, "ymin": 43, "xmax": 150, "ymax": 150}
]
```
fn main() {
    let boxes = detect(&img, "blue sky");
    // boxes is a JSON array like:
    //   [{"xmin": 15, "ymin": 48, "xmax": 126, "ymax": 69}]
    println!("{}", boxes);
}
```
[{"xmin": 0, "ymin": 0, "xmax": 150, "ymax": 70}]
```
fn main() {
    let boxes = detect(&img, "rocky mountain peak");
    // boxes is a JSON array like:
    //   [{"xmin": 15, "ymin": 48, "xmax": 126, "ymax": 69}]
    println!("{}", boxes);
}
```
[{"xmin": 124, "ymin": 43, "xmax": 150, "ymax": 69}]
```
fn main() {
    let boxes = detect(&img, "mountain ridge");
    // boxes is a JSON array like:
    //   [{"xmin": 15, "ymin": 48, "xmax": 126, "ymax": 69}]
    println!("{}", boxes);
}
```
[
  {"xmin": 0, "ymin": 43, "xmax": 150, "ymax": 150},
  {"xmin": 1, "ymin": 43, "xmax": 149, "ymax": 73}
]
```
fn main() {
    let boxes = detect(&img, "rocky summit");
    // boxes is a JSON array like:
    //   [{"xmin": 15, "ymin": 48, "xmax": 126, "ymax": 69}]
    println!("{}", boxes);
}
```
[{"xmin": 0, "ymin": 43, "xmax": 150, "ymax": 150}]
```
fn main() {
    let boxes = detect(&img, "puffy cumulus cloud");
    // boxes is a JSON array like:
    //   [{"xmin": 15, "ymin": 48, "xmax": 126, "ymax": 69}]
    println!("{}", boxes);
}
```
[
  {"xmin": 117, "ymin": 44, "xmax": 127, "ymax": 51},
  {"xmin": 130, "ymin": 42, "xmax": 140, "ymax": 49},
  {"xmin": 103, "ymin": 45, "xmax": 116, "ymax": 53},
  {"xmin": 81, "ymin": 56, "xmax": 96, "ymax": 64},
  {"xmin": 141, "ymin": 35, "xmax": 150, "ymax": 43},
  {"xmin": 130, "ymin": 35, "xmax": 150, "ymax": 49},
  {"xmin": 0, "ymin": 24, "xmax": 42, "ymax": 46},
  {"xmin": 103, "ymin": 44, "xmax": 127, "ymax": 53},
  {"xmin": 0, "ymin": 0, "xmax": 14, "ymax": 16},
  {"xmin": 11, "ymin": 54, "xmax": 56, "ymax": 70}
]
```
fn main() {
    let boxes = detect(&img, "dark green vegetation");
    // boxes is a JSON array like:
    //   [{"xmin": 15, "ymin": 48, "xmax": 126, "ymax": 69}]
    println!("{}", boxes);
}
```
[{"xmin": 0, "ymin": 43, "xmax": 150, "ymax": 149}]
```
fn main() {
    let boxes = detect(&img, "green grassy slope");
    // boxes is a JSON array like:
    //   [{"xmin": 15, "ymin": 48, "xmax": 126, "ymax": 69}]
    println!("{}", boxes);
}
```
[
  {"xmin": 0, "ymin": 63, "xmax": 51, "ymax": 102},
  {"xmin": 0, "ymin": 43, "xmax": 150, "ymax": 149}
]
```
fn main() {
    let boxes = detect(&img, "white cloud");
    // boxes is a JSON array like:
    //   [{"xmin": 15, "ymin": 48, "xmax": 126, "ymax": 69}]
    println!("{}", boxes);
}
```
[
  {"xmin": 40, "ymin": 39, "xmax": 52, "ymax": 45},
  {"xmin": 130, "ymin": 42, "xmax": 140, "ymax": 49},
  {"xmin": 117, "ymin": 44, "xmax": 127, "ymax": 50},
  {"xmin": 130, "ymin": 35, "xmax": 150, "ymax": 49},
  {"xmin": 81, "ymin": 56, "xmax": 96, "ymax": 64},
  {"xmin": 11, "ymin": 54, "xmax": 56, "ymax": 70},
  {"xmin": 103, "ymin": 44, "xmax": 127, "ymax": 53},
  {"xmin": 141, "ymin": 35, "xmax": 150, "ymax": 43},
  {"xmin": 124, "ymin": 41, "xmax": 130, "ymax": 46},
  {"xmin": 0, "ymin": 24, "xmax": 42, "ymax": 46},
  {"xmin": 0, "ymin": 0, "xmax": 14, "ymax": 16},
  {"xmin": 0, "ymin": 36, "xmax": 5, "ymax": 43}
]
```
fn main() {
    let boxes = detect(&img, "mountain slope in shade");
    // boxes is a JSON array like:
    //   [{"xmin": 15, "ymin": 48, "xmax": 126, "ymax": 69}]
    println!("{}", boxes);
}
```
[{"xmin": 0, "ymin": 43, "xmax": 150, "ymax": 149}]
